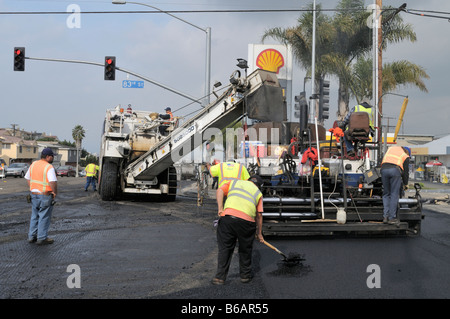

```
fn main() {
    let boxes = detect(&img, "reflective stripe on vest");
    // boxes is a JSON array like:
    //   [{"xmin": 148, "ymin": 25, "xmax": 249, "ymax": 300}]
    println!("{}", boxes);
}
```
[
  {"xmin": 355, "ymin": 104, "xmax": 374, "ymax": 128},
  {"xmin": 29, "ymin": 160, "xmax": 52, "ymax": 193},
  {"xmin": 382, "ymin": 147, "xmax": 409, "ymax": 169},
  {"xmin": 218, "ymin": 163, "xmax": 244, "ymax": 188},
  {"xmin": 224, "ymin": 180, "xmax": 262, "ymax": 219}
]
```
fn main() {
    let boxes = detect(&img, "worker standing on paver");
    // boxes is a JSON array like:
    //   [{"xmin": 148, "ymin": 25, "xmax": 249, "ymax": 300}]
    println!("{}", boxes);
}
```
[
  {"xmin": 381, "ymin": 146, "xmax": 410, "ymax": 225},
  {"xmin": 25, "ymin": 148, "xmax": 58, "ymax": 245},
  {"xmin": 85, "ymin": 161, "xmax": 99, "ymax": 192},
  {"xmin": 207, "ymin": 161, "xmax": 250, "ymax": 189},
  {"xmin": 212, "ymin": 175, "xmax": 265, "ymax": 285}
]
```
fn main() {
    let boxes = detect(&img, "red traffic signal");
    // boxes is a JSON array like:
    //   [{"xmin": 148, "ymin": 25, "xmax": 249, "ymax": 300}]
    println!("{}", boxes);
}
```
[
  {"xmin": 14, "ymin": 47, "xmax": 25, "ymax": 71},
  {"xmin": 104, "ymin": 56, "xmax": 116, "ymax": 81}
]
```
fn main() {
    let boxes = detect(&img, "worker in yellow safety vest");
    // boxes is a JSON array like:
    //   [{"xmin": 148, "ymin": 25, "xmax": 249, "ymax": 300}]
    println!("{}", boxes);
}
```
[
  {"xmin": 25, "ymin": 147, "xmax": 58, "ymax": 245},
  {"xmin": 207, "ymin": 161, "xmax": 250, "ymax": 189},
  {"xmin": 381, "ymin": 146, "xmax": 410, "ymax": 225},
  {"xmin": 212, "ymin": 175, "xmax": 264, "ymax": 285},
  {"xmin": 85, "ymin": 162, "xmax": 99, "ymax": 192}
]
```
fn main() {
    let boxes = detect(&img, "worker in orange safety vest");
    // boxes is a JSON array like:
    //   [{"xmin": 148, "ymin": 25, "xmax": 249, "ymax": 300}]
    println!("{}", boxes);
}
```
[
  {"xmin": 381, "ymin": 146, "xmax": 410, "ymax": 225},
  {"xmin": 25, "ymin": 148, "xmax": 58, "ymax": 245}
]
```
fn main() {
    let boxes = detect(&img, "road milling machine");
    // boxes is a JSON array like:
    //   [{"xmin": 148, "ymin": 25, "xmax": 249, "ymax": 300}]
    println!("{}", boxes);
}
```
[{"xmin": 98, "ymin": 68, "xmax": 284, "ymax": 201}]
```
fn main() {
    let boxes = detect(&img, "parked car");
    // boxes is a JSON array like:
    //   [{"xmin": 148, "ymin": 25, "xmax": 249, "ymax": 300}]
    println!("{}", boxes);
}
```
[
  {"xmin": 79, "ymin": 168, "xmax": 86, "ymax": 177},
  {"xmin": 56, "ymin": 165, "xmax": 76, "ymax": 177},
  {"xmin": 6, "ymin": 163, "xmax": 29, "ymax": 178}
]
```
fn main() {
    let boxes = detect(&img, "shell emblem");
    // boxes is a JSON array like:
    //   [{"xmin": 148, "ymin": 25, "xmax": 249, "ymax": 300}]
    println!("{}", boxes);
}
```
[{"xmin": 256, "ymin": 49, "xmax": 284, "ymax": 74}]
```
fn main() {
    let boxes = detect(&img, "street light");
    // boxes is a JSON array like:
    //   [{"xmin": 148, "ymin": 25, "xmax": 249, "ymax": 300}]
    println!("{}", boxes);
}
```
[{"xmin": 112, "ymin": 0, "xmax": 211, "ymax": 106}]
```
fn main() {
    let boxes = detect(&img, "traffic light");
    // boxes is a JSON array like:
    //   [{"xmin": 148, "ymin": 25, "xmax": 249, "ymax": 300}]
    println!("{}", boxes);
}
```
[
  {"xmin": 293, "ymin": 91, "xmax": 306, "ymax": 118},
  {"xmin": 14, "ymin": 47, "xmax": 25, "ymax": 71},
  {"xmin": 294, "ymin": 91, "xmax": 309, "ymax": 132},
  {"xmin": 104, "ymin": 56, "xmax": 116, "ymax": 80},
  {"xmin": 319, "ymin": 78, "xmax": 330, "ymax": 120}
]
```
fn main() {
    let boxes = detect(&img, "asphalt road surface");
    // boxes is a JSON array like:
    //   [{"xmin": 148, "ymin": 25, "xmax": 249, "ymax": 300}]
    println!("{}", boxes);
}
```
[{"xmin": 1, "ymin": 176, "xmax": 449, "ymax": 305}]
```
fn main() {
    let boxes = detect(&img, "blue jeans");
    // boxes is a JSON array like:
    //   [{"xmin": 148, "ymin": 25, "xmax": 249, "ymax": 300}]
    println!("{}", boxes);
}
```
[
  {"xmin": 28, "ymin": 194, "xmax": 54, "ymax": 241},
  {"xmin": 381, "ymin": 166, "xmax": 403, "ymax": 220},
  {"xmin": 85, "ymin": 176, "xmax": 96, "ymax": 190},
  {"xmin": 343, "ymin": 134, "xmax": 354, "ymax": 153}
]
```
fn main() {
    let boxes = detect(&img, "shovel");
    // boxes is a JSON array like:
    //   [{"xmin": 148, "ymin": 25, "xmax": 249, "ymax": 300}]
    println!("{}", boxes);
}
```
[{"xmin": 262, "ymin": 240, "xmax": 303, "ymax": 266}]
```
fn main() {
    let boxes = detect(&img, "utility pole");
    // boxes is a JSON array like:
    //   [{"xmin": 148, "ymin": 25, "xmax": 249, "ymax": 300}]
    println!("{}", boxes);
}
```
[
  {"xmin": 377, "ymin": 0, "xmax": 383, "ymax": 144},
  {"xmin": 10, "ymin": 124, "xmax": 19, "ymax": 136},
  {"xmin": 310, "ymin": 0, "xmax": 317, "ymax": 124},
  {"xmin": 372, "ymin": 0, "xmax": 382, "ymax": 161}
]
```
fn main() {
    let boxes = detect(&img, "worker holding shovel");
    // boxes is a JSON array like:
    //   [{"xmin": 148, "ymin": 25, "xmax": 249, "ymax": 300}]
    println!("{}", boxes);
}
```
[{"xmin": 212, "ymin": 175, "xmax": 264, "ymax": 285}]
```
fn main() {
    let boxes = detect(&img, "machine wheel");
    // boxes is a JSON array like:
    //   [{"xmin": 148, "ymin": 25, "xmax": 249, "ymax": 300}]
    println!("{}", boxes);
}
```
[{"xmin": 100, "ymin": 160, "xmax": 118, "ymax": 201}]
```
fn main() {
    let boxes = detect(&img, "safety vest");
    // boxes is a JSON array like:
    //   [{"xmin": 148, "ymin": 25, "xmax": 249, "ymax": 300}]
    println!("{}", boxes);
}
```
[
  {"xmin": 355, "ymin": 104, "xmax": 374, "ymax": 128},
  {"xmin": 224, "ymin": 180, "xmax": 262, "ymax": 221},
  {"xmin": 211, "ymin": 162, "xmax": 250, "ymax": 188},
  {"xmin": 163, "ymin": 111, "xmax": 174, "ymax": 125},
  {"xmin": 382, "ymin": 146, "xmax": 409, "ymax": 169},
  {"xmin": 86, "ymin": 163, "xmax": 98, "ymax": 177},
  {"xmin": 29, "ymin": 160, "xmax": 53, "ymax": 193}
]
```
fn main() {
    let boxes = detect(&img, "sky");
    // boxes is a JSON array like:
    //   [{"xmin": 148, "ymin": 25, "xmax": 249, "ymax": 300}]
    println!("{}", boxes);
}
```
[{"xmin": 1, "ymin": 0, "xmax": 449, "ymax": 154}]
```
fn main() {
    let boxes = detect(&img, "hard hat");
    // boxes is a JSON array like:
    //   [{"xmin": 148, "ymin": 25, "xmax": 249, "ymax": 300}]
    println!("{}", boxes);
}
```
[{"xmin": 165, "ymin": 107, "xmax": 171, "ymax": 111}]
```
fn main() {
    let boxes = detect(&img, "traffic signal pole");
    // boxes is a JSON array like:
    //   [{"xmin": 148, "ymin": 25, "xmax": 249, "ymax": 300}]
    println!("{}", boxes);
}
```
[{"xmin": 22, "ymin": 55, "xmax": 202, "ymax": 105}]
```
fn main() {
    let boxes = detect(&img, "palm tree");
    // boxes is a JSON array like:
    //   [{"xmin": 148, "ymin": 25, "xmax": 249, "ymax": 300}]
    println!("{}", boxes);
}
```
[
  {"xmin": 262, "ymin": 3, "xmax": 334, "ymax": 88},
  {"xmin": 351, "ymin": 56, "xmax": 429, "ymax": 100},
  {"xmin": 262, "ymin": 0, "xmax": 426, "ymax": 121},
  {"xmin": 72, "ymin": 125, "xmax": 85, "ymax": 177}
]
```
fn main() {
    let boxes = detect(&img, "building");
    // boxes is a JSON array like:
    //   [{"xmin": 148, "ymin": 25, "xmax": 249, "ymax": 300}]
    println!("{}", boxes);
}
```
[{"xmin": 0, "ymin": 129, "xmax": 38, "ymax": 164}]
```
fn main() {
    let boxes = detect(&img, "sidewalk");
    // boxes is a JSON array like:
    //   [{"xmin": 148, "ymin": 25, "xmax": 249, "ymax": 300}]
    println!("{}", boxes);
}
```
[{"xmin": 407, "ymin": 179, "xmax": 450, "ymax": 215}]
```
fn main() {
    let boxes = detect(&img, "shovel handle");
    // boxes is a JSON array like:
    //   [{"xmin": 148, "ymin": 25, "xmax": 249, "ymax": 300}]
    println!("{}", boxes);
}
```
[{"xmin": 263, "ymin": 240, "xmax": 283, "ymax": 255}]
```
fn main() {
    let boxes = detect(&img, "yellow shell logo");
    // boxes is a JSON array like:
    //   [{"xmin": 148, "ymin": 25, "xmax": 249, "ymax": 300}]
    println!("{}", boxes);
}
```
[{"xmin": 256, "ymin": 49, "xmax": 284, "ymax": 74}]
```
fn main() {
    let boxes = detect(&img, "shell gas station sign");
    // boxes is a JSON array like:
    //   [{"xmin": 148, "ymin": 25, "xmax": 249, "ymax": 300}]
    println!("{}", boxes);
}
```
[
  {"xmin": 248, "ymin": 44, "xmax": 294, "ymax": 120},
  {"xmin": 248, "ymin": 44, "xmax": 293, "ymax": 80}
]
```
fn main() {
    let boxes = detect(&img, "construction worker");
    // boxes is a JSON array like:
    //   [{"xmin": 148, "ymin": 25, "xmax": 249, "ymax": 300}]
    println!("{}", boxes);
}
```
[
  {"xmin": 207, "ymin": 161, "xmax": 250, "ymax": 189},
  {"xmin": 211, "ymin": 159, "xmax": 220, "ymax": 189},
  {"xmin": 158, "ymin": 107, "xmax": 174, "ymax": 136},
  {"xmin": 212, "ymin": 175, "xmax": 265, "ymax": 285},
  {"xmin": 25, "ymin": 148, "xmax": 58, "ymax": 245},
  {"xmin": 85, "ymin": 161, "xmax": 99, "ymax": 191},
  {"xmin": 341, "ymin": 100, "xmax": 374, "ymax": 157},
  {"xmin": 381, "ymin": 146, "xmax": 410, "ymax": 225}
]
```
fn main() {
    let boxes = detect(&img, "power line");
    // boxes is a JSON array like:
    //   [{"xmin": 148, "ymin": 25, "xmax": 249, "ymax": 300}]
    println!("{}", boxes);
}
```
[
  {"xmin": 405, "ymin": 8, "xmax": 450, "ymax": 21},
  {"xmin": 0, "ymin": 8, "xmax": 391, "ymax": 15}
]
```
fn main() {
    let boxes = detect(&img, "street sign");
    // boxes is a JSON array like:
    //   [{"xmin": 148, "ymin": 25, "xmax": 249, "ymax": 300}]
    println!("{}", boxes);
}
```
[{"xmin": 122, "ymin": 80, "xmax": 144, "ymax": 88}]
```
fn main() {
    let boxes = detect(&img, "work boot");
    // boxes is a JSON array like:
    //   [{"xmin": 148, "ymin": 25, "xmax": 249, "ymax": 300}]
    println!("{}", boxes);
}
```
[
  {"xmin": 240, "ymin": 277, "xmax": 252, "ymax": 284},
  {"xmin": 388, "ymin": 219, "xmax": 400, "ymax": 227},
  {"xmin": 211, "ymin": 278, "xmax": 224, "ymax": 285},
  {"xmin": 383, "ymin": 217, "xmax": 388, "ymax": 224},
  {"xmin": 36, "ymin": 237, "xmax": 54, "ymax": 245},
  {"xmin": 347, "ymin": 150, "xmax": 356, "ymax": 158},
  {"xmin": 28, "ymin": 237, "xmax": 37, "ymax": 243}
]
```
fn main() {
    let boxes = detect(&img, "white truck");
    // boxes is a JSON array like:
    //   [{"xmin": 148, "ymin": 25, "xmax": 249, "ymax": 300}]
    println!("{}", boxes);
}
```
[{"xmin": 98, "ymin": 69, "xmax": 284, "ymax": 201}]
